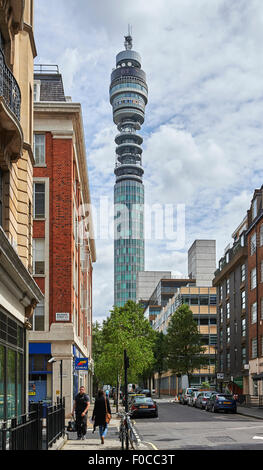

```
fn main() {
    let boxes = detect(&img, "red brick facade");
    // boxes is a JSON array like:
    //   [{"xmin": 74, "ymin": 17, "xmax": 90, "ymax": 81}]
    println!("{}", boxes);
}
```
[
  {"xmin": 33, "ymin": 131, "xmax": 93, "ymax": 347},
  {"xmin": 247, "ymin": 190, "xmax": 263, "ymax": 363}
]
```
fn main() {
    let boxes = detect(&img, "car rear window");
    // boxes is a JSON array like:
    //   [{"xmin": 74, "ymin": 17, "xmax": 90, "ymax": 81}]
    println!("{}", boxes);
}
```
[{"xmin": 133, "ymin": 397, "xmax": 153, "ymax": 404}]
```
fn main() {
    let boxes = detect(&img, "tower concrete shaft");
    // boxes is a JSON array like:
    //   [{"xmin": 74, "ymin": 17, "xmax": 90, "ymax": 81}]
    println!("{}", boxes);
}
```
[{"xmin": 110, "ymin": 33, "xmax": 148, "ymax": 306}]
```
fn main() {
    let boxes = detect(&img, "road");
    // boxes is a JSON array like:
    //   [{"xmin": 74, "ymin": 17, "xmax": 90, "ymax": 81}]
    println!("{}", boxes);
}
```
[{"xmin": 132, "ymin": 400, "xmax": 263, "ymax": 450}]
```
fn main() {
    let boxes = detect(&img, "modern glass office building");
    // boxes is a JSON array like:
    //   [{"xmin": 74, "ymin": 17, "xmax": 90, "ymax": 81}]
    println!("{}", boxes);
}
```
[{"xmin": 110, "ymin": 31, "xmax": 148, "ymax": 306}]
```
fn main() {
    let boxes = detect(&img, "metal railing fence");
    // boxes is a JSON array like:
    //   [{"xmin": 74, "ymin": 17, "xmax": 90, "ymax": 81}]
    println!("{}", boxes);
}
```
[{"xmin": 0, "ymin": 398, "xmax": 65, "ymax": 450}]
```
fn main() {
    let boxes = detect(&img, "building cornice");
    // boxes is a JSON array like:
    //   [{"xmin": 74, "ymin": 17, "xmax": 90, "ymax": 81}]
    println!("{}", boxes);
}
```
[{"xmin": 23, "ymin": 22, "xmax": 37, "ymax": 58}]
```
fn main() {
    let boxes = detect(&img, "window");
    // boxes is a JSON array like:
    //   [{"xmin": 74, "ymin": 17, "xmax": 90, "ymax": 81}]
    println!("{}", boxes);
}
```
[
  {"xmin": 251, "ymin": 232, "xmax": 257, "ymax": 255},
  {"xmin": 200, "ymin": 296, "xmax": 209, "ymax": 305},
  {"xmin": 252, "ymin": 198, "xmax": 257, "ymax": 220},
  {"xmin": 0, "ymin": 169, "xmax": 3, "ymax": 227},
  {"xmin": 226, "ymin": 278, "xmax": 230, "ymax": 296},
  {"xmin": 260, "ymin": 225, "xmax": 263, "ymax": 246},
  {"xmin": 33, "ymin": 302, "xmax": 44, "ymax": 331},
  {"xmin": 34, "ymin": 183, "xmax": 45, "ymax": 219},
  {"xmin": 226, "ymin": 302, "xmax": 230, "ymax": 319},
  {"xmin": 241, "ymin": 264, "xmax": 246, "ymax": 283},
  {"xmin": 220, "ymin": 307, "xmax": 223, "ymax": 323},
  {"xmin": 251, "ymin": 302, "xmax": 257, "ymax": 324},
  {"xmin": 34, "ymin": 134, "xmax": 45, "ymax": 165},
  {"xmin": 226, "ymin": 352, "xmax": 230, "ymax": 369},
  {"xmin": 252, "ymin": 338, "xmax": 257, "ymax": 359},
  {"xmin": 33, "ymin": 239, "xmax": 45, "ymax": 275},
  {"xmin": 251, "ymin": 267, "xmax": 257, "ymax": 290},
  {"xmin": 241, "ymin": 318, "xmax": 246, "ymax": 337},
  {"xmin": 241, "ymin": 290, "xmax": 246, "ymax": 310},
  {"xmin": 227, "ymin": 326, "xmax": 230, "ymax": 342},
  {"xmin": 220, "ymin": 285, "xmax": 223, "ymax": 300},
  {"xmin": 242, "ymin": 347, "xmax": 246, "ymax": 366}
]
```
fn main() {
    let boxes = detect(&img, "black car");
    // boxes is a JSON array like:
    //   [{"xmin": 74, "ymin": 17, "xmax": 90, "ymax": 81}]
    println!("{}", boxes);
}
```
[
  {"xmin": 206, "ymin": 393, "xmax": 237, "ymax": 413},
  {"xmin": 130, "ymin": 396, "xmax": 158, "ymax": 418}
]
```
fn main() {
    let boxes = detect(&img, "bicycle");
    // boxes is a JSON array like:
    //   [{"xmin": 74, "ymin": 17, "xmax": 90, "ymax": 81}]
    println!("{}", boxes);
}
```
[{"xmin": 118, "ymin": 411, "xmax": 137, "ymax": 450}]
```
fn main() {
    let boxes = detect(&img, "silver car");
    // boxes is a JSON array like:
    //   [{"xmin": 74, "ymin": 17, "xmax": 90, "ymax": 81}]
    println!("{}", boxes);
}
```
[{"xmin": 188, "ymin": 390, "xmax": 201, "ymax": 407}]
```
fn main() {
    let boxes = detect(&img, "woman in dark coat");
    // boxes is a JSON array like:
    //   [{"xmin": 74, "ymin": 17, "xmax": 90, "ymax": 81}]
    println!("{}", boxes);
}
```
[{"xmin": 92, "ymin": 389, "xmax": 111, "ymax": 444}]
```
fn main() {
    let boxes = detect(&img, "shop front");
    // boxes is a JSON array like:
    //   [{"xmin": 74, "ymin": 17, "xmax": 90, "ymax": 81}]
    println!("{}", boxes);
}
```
[{"xmin": 0, "ymin": 309, "xmax": 25, "ymax": 421}]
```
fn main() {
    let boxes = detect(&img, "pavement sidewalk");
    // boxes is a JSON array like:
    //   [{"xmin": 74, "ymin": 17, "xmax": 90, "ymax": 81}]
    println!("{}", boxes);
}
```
[{"xmin": 60, "ymin": 400, "xmax": 149, "ymax": 451}]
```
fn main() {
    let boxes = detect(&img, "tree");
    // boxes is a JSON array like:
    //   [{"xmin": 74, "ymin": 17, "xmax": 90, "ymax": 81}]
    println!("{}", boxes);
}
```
[
  {"xmin": 166, "ymin": 304, "xmax": 207, "ymax": 385},
  {"xmin": 92, "ymin": 321, "xmax": 104, "ymax": 394},
  {"xmin": 153, "ymin": 331, "xmax": 167, "ymax": 398},
  {"xmin": 94, "ymin": 300, "xmax": 155, "ymax": 389}
]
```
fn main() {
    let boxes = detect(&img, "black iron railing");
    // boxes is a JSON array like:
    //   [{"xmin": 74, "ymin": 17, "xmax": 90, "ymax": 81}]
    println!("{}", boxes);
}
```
[
  {"xmin": 0, "ymin": 405, "xmax": 42, "ymax": 450},
  {"xmin": 0, "ymin": 48, "xmax": 21, "ymax": 121},
  {"xmin": 46, "ymin": 398, "xmax": 65, "ymax": 450},
  {"xmin": 0, "ymin": 399, "xmax": 65, "ymax": 450}
]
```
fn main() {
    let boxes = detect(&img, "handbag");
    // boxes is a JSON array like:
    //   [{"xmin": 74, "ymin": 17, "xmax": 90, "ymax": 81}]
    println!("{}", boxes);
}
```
[
  {"xmin": 67, "ymin": 420, "xmax": 76, "ymax": 432},
  {"xmin": 105, "ymin": 397, "xmax": 111, "ymax": 424}
]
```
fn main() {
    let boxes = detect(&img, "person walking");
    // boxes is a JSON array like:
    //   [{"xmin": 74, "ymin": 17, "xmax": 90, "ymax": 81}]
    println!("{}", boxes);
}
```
[
  {"xmin": 92, "ymin": 389, "xmax": 111, "ymax": 444},
  {"xmin": 72, "ymin": 386, "xmax": 90, "ymax": 440}
]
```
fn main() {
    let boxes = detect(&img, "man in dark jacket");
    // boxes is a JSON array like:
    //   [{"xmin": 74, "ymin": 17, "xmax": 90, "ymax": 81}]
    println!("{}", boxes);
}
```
[
  {"xmin": 92, "ymin": 389, "xmax": 111, "ymax": 444},
  {"xmin": 72, "ymin": 386, "xmax": 90, "ymax": 440}
]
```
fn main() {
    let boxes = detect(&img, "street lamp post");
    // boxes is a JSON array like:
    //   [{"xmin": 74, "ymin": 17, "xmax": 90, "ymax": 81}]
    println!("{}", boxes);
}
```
[{"xmin": 48, "ymin": 357, "xmax": 63, "ymax": 402}]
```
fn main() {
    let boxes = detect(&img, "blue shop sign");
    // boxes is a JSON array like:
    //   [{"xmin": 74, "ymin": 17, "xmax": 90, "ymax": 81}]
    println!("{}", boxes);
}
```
[{"xmin": 75, "ymin": 358, "xmax": 89, "ymax": 371}]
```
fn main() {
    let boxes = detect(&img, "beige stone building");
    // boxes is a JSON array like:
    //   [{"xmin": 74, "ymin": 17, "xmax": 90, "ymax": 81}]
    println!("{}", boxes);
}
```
[{"xmin": 0, "ymin": 0, "xmax": 43, "ymax": 420}]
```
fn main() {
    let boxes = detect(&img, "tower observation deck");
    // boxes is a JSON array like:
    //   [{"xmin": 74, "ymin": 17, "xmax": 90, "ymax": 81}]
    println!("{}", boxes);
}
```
[{"xmin": 110, "ymin": 31, "xmax": 148, "ymax": 306}]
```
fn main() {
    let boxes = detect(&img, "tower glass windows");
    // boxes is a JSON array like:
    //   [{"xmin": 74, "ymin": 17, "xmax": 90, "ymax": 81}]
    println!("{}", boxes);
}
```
[{"xmin": 110, "ymin": 34, "xmax": 147, "ymax": 306}]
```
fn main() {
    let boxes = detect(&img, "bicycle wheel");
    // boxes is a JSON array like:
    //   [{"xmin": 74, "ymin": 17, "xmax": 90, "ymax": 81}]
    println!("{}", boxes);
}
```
[
  {"xmin": 119, "ymin": 425, "xmax": 125, "ymax": 450},
  {"xmin": 128, "ymin": 427, "xmax": 137, "ymax": 450}
]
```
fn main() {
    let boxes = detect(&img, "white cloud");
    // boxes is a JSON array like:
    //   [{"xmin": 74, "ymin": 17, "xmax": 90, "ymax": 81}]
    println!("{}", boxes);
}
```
[{"xmin": 34, "ymin": 0, "xmax": 263, "ymax": 321}]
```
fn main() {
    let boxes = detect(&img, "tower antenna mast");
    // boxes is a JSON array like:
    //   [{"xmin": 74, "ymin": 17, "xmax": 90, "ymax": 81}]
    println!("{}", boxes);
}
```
[{"xmin": 124, "ymin": 24, "xmax": 133, "ymax": 50}]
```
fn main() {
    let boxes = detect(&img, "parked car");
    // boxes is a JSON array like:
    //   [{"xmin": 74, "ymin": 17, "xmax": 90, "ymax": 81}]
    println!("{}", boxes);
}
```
[
  {"xmin": 122, "ymin": 393, "xmax": 145, "ymax": 406},
  {"xmin": 180, "ymin": 387, "xmax": 199, "ymax": 405},
  {"xmin": 195, "ymin": 391, "xmax": 215, "ymax": 409},
  {"xmin": 188, "ymin": 390, "xmax": 202, "ymax": 407},
  {"xmin": 206, "ymin": 393, "xmax": 237, "ymax": 413},
  {"xmin": 130, "ymin": 396, "xmax": 158, "ymax": 418}
]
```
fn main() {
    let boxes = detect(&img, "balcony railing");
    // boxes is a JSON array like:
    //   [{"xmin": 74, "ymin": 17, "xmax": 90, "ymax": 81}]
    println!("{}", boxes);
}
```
[{"xmin": 0, "ymin": 48, "xmax": 21, "ymax": 121}]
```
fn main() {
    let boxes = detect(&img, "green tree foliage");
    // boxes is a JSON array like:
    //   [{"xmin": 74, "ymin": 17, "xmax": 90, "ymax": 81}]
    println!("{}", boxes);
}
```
[
  {"xmin": 92, "ymin": 321, "xmax": 104, "ymax": 392},
  {"xmin": 94, "ymin": 301, "xmax": 155, "ymax": 387},
  {"xmin": 166, "ymin": 304, "xmax": 207, "ymax": 382}
]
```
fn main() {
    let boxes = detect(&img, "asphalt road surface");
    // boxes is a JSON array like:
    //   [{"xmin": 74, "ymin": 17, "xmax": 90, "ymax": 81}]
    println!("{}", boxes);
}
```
[{"xmin": 132, "ymin": 400, "xmax": 263, "ymax": 450}]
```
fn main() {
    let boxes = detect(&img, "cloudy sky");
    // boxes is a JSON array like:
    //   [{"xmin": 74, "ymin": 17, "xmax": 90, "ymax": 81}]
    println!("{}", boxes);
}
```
[{"xmin": 34, "ymin": 0, "xmax": 263, "ymax": 322}]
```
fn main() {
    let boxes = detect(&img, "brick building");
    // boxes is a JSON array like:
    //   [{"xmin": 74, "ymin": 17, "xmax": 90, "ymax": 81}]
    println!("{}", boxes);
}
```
[
  {"xmin": 28, "ymin": 66, "xmax": 96, "ymax": 416},
  {"xmin": 246, "ymin": 187, "xmax": 263, "ymax": 395},
  {"xmin": 213, "ymin": 217, "xmax": 249, "ymax": 394}
]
